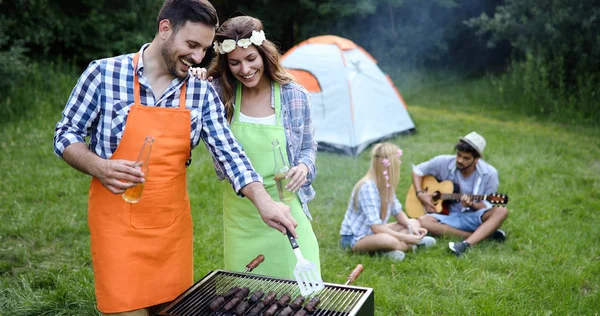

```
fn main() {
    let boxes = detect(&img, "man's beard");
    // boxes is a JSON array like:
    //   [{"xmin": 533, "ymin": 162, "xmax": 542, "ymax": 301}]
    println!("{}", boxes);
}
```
[
  {"xmin": 161, "ymin": 39, "xmax": 185, "ymax": 79},
  {"xmin": 457, "ymin": 161, "xmax": 473, "ymax": 170}
]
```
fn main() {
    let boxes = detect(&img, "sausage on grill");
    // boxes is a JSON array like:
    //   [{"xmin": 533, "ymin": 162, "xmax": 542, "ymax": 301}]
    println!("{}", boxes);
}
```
[
  {"xmin": 234, "ymin": 300, "xmax": 250, "ymax": 316},
  {"xmin": 248, "ymin": 289, "xmax": 264, "ymax": 303},
  {"xmin": 276, "ymin": 293, "xmax": 292, "ymax": 306},
  {"xmin": 262, "ymin": 291, "xmax": 277, "ymax": 305},
  {"xmin": 289, "ymin": 295, "xmax": 306, "ymax": 310},
  {"xmin": 223, "ymin": 296, "xmax": 242, "ymax": 311},
  {"xmin": 304, "ymin": 296, "xmax": 321, "ymax": 312},
  {"xmin": 278, "ymin": 306, "xmax": 294, "ymax": 316},
  {"xmin": 234, "ymin": 287, "xmax": 250, "ymax": 299},
  {"xmin": 263, "ymin": 303, "xmax": 282, "ymax": 316},
  {"xmin": 208, "ymin": 296, "xmax": 226, "ymax": 311},
  {"xmin": 293, "ymin": 309, "xmax": 309, "ymax": 316},
  {"xmin": 246, "ymin": 301, "xmax": 265, "ymax": 316},
  {"xmin": 223, "ymin": 286, "xmax": 241, "ymax": 298}
]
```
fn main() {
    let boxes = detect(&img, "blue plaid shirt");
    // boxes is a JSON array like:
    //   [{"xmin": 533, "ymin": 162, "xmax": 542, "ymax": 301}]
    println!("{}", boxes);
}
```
[
  {"xmin": 339, "ymin": 180, "xmax": 402, "ymax": 241},
  {"xmin": 54, "ymin": 44, "xmax": 262, "ymax": 194}
]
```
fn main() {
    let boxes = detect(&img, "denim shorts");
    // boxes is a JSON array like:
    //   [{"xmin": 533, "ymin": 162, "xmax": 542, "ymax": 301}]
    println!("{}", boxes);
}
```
[
  {"xmin": 339, "ymin": 235, "xmax": 356, "ymax": 250},
  {"xmin": 428, "ymin": 208, "xmax": 489, "ymax": 232}
]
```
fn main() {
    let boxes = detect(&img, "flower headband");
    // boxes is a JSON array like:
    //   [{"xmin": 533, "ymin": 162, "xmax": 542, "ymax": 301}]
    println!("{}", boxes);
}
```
[
  {"xmin": 380, "ymin": 148, "xmax": 403, "ymax": 191},
  {"xmin": 213, "ymin": 30, "xmax": 266, "ymax": 55}
]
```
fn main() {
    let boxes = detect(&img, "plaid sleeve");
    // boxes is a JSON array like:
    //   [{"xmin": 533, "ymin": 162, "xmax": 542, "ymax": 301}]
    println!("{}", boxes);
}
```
[
  {"xmin": 357, "ymin": 182, "xmax": 384, "ymax": 227},
  {"xmin": 198, "ymin": 82, "xmax": 262, "ymax": 194},
  {"xmin": 294, "ymin": 84, "xmax": 317, "ymax": 185},
  {"xmin": 54, "ymin": 61, "xmax": 102, "ymax": 157}
]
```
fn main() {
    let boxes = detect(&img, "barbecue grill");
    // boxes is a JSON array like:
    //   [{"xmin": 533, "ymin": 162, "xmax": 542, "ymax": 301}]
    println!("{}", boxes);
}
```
[{"xmin": 158, "ymin": 269, "xmax": 374, "ymax": 316}]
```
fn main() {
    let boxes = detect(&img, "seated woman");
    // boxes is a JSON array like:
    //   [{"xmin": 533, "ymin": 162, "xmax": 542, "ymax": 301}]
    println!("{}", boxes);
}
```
[{"xmin": 339, "ymin": 143, "xmax": 435, "ymax": 261}]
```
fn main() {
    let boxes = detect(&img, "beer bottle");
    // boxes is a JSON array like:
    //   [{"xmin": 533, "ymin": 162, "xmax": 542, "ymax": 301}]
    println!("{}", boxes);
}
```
[
  {"xmin": 122, "ymin": 136, "xmax": 154, "ymax": 203},
  {"xmin": 272, "ymin": 140, "xmax": 295, "ymax": 203}
]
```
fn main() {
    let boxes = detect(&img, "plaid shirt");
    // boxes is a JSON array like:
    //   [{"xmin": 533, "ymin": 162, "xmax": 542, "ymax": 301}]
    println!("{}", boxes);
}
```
[
  {"xmin": 339, "ymin": 180, "xmax": 402, "ymax": 241},
  {"xmin": 212, "ymin": 80, "xmax": 318, "ymax": 219},
  {"xmin": 53, "ymin": 44, "xmax": 262, "ymax": 193}
]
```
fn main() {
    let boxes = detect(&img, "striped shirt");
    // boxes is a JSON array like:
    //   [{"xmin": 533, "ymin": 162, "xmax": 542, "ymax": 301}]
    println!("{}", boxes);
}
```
[
  {"xmin": 339, "ymin": 180, "xmax": 402, "ymax": 241},
  {"xmin": 53, "ymin": 44, "xmax": 262, "ymax": 194}
]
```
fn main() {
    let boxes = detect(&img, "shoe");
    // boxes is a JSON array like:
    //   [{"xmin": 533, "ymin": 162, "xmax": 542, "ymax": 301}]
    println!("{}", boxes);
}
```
[
  {"xmin": 487, "ymin": 229, "xmax": 506, "ymax": 242},
  {"xmin": 418, "ymin": 236, "xmax": 436, "ymax": 247},
  {"xmin": 449, "ymin": 241, "xmax": 470, "ymax": 257},
  {"xmin": 381, "ymin": 250, "xmax": 405, "ymax": 261}
]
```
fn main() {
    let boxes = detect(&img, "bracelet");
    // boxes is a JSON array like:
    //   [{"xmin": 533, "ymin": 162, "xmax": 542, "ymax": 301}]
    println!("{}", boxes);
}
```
[{"xmin": 416, "ymin": 190, "xmax": 423, "ymax": 195}]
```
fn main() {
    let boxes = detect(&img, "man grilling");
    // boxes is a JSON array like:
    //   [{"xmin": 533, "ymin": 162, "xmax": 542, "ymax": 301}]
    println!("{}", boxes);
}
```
[{"xmin": 53, "ymin": 0, "xmax": 297, "ymax": 315}]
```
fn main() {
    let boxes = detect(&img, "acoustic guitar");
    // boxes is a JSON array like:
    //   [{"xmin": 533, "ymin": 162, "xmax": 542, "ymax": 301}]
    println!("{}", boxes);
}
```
[{"xmin": 405, "ymin": 176, "xmax": 509, "ymax": 218}]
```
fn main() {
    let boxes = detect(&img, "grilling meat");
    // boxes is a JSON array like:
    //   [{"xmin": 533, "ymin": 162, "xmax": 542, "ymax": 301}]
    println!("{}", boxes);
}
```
[
  {"xmin": 262, "ymin": 291, "xmax": 277, "ymax": 305},
  {"xmin": 293, "ymin": 309, "xmax": 309, "ymax": 316},
  {"xmin": 223, "ymin": 286, "xmax": 241, "ymax": 298},
  {"xmin": 208, "ymin": 296, "xmax": 226, "ymax": 311},
  {"xmin": 246, "ymin": 301, "xmax": 265, "ymax": 316},
  {"xmin": 304, "ymin": 296, "xmax": 321, "ymax": 312},
  {"xmin": 248, "ymin": 289, "xmax": 264, "ymax": 303},
  {"xmin": 278, "ymin": 306, "xmax": 294, "ymax": 316},
  {"xmin": 275, "ymin": 293, "xmax": 292, "ymax": 306},
  {"xmin": 234, "ymin": 287, "xmax": 250, "ymax": 299},
  {"xmin": 263, "ymin": 303, "xmax": 282, "ymax": 316},
  {"xmin": 234, "ymin": 300, "xmax": 250, "ymax": 316},
  {"xmin": 223, "ymin": 296, "xmax": 242, "ymax": 311},
  {"xmin": 289, "ymin": 295, "xmax": 306, "ymax": 310}
]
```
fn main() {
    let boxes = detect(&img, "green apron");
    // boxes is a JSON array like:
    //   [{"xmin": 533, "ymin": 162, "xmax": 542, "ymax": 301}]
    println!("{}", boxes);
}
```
[{"xmin": 222, "ymin": 82, "xmax": 320, "ymax": 279}]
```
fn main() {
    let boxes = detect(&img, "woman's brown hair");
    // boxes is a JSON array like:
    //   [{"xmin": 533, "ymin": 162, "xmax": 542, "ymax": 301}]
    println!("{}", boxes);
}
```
[{"xmin": 207, "ymin": 16, "xmax": 293, "ymax": 122}]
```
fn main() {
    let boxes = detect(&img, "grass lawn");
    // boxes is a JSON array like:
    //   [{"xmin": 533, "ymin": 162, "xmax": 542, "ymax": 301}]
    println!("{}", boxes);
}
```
[{"xmin": 0, "ymin": 70, "xmax": 599, "ymax": 315}]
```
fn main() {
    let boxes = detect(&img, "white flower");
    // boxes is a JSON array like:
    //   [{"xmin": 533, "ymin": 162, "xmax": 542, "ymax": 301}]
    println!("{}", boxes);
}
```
[
  {"xmin": 250, "ymin": 30, "xmax": 266, "ymax": 46},
  {"xmin": 237, "ymin": 38, "xmax": 252, "ymax": 49},
  {"xmin": 221, "ymin": 39, "xmax": 237, "ymax": 53},
  {"xmin": 212, "ymin": 41, "xmax": 223, "ymax": 54}
]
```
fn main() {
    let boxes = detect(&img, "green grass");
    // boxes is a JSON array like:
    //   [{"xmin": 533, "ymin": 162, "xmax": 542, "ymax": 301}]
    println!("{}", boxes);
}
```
[{"xmin": 1, "ymin": 67, "xmax": 599, "ymax": 315}]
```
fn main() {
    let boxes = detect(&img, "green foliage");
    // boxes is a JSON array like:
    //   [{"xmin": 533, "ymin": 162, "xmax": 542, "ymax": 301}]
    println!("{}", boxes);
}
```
[
  {"xmin": 466, "ymin": 0, "xmax": 600, "ymax": 92},
  {"xmin": 486, "ymin": 53, "xmax": 599, "ymax": 125},
  {"xmin": 1, "ymin": 0, "xmax": 163, "ymax": 64},
  {"xmin": 1, "ymin": 64, "xmax": 599, "ymax": 315}
]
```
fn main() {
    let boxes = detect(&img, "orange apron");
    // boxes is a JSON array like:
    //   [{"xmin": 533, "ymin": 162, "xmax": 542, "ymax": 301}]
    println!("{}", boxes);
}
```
[{"xmin": 88, "ymin": 53, "xmax": 193, "ymax": 313}]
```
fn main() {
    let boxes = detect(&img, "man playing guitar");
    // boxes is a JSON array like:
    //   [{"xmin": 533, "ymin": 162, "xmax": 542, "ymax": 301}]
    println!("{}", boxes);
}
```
[{"xmin": 412, "ymin": 132, "xmax": 509, "ymax": 256}]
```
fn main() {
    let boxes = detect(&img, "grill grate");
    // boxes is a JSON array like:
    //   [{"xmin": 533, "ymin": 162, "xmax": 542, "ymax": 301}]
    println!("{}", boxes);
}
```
[{"xmin": 159, "ymin": 270, "xmax": 374, "ymax": 316}]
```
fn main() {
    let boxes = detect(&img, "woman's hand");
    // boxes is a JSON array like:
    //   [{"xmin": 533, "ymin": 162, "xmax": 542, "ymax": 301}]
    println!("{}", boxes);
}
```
[
  {"xmin": 285, "ymin": 163, "xmax": 309, "ymax": 193},
  {"xmin": 189, "ymin": 67, "xmax": 212, "ymax": 81}
]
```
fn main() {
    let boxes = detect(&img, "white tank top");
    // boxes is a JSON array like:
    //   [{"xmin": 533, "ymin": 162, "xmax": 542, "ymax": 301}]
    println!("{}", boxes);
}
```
[{"xmin": 238, "ymin": 111, "xmax": 276, "ymax": 125}]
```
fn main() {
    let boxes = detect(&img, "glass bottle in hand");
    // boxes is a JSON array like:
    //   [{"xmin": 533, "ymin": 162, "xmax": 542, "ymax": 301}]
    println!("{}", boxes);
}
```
[
  {"xmin": 122, "ymin": 136, "xmax": 154, "ymax": 203},
  {"xmin": 272, "ymin": 140, "xmax": 296, "ymax": 203}
]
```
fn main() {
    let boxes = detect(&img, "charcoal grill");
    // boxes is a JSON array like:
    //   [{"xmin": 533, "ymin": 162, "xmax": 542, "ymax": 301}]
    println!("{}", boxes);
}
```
[{"xmin": 158, "ymin": 269, "xmax": 374, "ymax": 316}]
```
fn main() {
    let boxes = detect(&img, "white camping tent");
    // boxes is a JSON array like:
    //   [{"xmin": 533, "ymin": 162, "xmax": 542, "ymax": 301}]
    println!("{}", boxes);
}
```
[{"xmin": 282, "ymin": 35, "xmax": 415, "ymax": 156}]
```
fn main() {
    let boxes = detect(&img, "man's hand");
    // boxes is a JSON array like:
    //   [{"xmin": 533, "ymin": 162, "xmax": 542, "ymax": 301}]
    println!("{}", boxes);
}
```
[
  {"xmin": 241, "ymin": 182, "xmax": 298, "ymax": 236},
  {"xmin": 460, "ymin": 195, "xmax": 473, "ymax": 208},
  {"xmin": 417, "ymin": 192, "xmax": 436, "ymax": 213},
  {"xmin": 285, "ymin": 163, "xmax": 308, "ymax": 193},
  {"xmin": 96, "ymin": 159, "xmax": 146, "ymax": 194},
  {"xmin": 62, "ymin": 143, "xmax": 145, "ymax": 194}
]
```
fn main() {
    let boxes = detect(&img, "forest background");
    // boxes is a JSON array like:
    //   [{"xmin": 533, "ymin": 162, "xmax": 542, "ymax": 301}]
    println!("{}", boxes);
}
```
[{"xmin": 1, "ymin": 0, "xmax": 599, "ymax": 125}]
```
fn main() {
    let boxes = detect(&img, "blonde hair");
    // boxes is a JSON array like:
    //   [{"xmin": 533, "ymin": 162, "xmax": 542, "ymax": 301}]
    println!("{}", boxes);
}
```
[
  {"xmin": 207, "ymin": 16, "xmax": 294, "ymax": 122},
  {"xmin": 352, "ymin": 143, "xmax": 402, "ymax": 220}
]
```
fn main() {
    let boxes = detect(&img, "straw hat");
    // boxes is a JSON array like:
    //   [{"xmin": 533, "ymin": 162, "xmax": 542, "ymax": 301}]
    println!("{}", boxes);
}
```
[{"xmin": 460, "ymin": 132, "xmax": 486, "ymax": 155}]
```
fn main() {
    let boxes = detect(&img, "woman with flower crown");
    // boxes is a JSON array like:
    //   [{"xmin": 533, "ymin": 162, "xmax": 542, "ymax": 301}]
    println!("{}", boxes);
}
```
[
  {"xmin": 339, "ymin": 143, "xmax": 436, "ymax": 261},
  {"xmin": 191, "ymin": 15, "xmax": 320, "ymax": 278}
]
